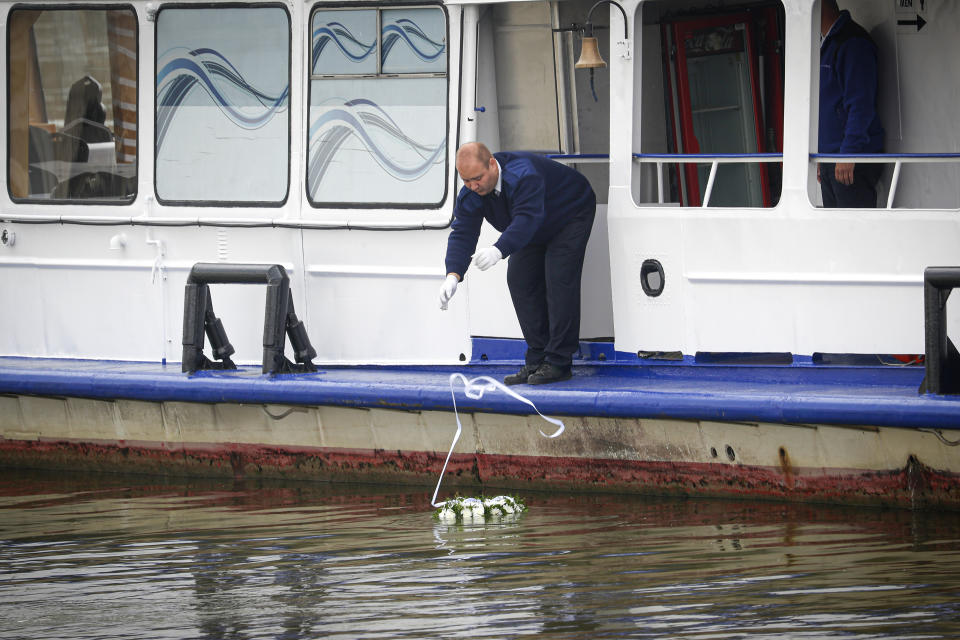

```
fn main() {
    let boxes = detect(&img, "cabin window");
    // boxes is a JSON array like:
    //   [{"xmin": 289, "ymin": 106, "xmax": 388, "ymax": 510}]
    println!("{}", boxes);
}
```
[
  {"xmin": 809, "ymin": 1, "xmax": 960, "ymax": 210},
  {"xmin": 7, "ymin": 6, "xmax": 137, "ymax": 202},
  {"xmin": 155, "ymin": 6, "xmax": 290, "ymax": 204},
  {"xmin": 634, "ymin": 1, "xmax": 785, "ymax": 208},
  {"xmin": 307, "ymin": 5, "xmax": 448, "ymax": 207}
]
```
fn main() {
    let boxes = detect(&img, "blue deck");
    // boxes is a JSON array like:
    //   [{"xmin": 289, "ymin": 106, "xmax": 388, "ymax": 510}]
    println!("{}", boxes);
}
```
[{"xmin": 1, "ymin": 348, "xmax": 958, "ymax": 430}]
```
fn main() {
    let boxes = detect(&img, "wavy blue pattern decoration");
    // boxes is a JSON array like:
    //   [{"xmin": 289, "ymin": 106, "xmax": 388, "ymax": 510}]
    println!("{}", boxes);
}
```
[
  {"xmin": 311, "ymin": 18, "xmax": 444, "ymax": 72},
  {"xmin": 381, "ymin": 19, "xmax": 445, "ymax": 65},
  {"xmin": 157, "ymin": 47, "xmax": 288, "ymax": 151},
  {"xmin": 311, "ymin": 22, "xmax": 376, "ymax": 71},
  {"xmin": 307, "ymin": 97, "xmax": 445, "ymax": 197}
]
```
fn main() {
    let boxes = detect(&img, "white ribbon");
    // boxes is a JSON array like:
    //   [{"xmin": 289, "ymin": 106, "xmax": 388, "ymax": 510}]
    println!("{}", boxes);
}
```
[{"xmin": 430, "ymin": 373, "xmax": 565, "ymax": 507}]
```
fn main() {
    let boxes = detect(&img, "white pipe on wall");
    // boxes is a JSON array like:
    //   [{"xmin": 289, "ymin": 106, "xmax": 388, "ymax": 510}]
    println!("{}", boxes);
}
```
[{"xmin": 460, "ymin": 5, "xmax": 480, "ymax": 146}]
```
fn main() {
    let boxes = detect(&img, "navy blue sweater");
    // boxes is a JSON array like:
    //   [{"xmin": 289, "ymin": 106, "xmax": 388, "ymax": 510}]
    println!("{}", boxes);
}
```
[
  {"xmin": 819, "ymin": 11, "xmax": 884, "ymax": 154},
  {"xmin": 444, "ymin": 152, "xmax": 595, "ymax": 278}
]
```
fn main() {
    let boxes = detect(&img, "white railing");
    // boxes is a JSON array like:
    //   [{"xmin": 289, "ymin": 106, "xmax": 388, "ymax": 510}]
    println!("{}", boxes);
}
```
[
  {"xmin": 633, "ymin": 153, "xmax": 783, "ymax": 207},
  {"xmin": 632, "ymin": 152, "xmax": 960, "ymax": 208},
  {"xmin": 551, "ymin": 152, "xmax": 785, "ymax": 207},
  {"xmin": 812, "ymin": 153, "xmax": 960, "ymax": 209}
]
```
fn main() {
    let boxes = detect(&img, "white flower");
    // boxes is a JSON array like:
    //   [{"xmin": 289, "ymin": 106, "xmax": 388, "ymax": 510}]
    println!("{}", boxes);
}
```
[
  {"xmin": 484, "ymin": 495, "xmax": 518, "ymax": 515},
  {"xmin": 461, "ymin": 497, "xmax": 485, "ymax": 519},
  {"xmin": 437, "ymin": 506, "xmax": 457, "ymax": 522},
  {"xmin": 435, "ymin": 495, "xmax": 524, "ymax": 522}
]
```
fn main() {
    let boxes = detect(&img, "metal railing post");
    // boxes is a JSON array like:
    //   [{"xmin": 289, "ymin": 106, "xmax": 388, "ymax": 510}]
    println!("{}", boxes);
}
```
[
  {"xmin": 702, "ymin": 161, "xmax": 718, "ymax": 207},
  {"xmin": 886, "ymin": 160, "xmax": 902, "ymax": 209},
  {"xmin": 656, "ymin": 161, "xmax": 664, "ymax": 204}
]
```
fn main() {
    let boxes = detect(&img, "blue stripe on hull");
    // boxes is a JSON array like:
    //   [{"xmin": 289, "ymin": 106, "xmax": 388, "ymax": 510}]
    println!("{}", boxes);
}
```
[{"xmin": 0, "ymin": 356, "xmax": 957, "ymax": 430}]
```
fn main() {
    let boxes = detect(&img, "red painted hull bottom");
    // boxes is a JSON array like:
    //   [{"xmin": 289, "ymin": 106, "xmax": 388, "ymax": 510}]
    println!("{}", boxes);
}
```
[{"xmin": 2, "ymin": 437, "xmax": 957, "ymax": 510}]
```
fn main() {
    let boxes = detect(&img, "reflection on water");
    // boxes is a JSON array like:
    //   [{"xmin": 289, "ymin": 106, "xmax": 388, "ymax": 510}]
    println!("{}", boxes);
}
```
[{"xmin": 2, "ymin": 470, "xmax": 960, "ymax": 639}]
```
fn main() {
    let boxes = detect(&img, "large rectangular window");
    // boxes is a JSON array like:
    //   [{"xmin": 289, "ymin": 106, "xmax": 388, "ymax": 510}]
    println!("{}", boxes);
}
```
[
  {"xmin": 8, "ymin": 6, "xmax": 137, "ymax": 202},
  {"xmin": 635, "ymin": 1, "xmax": 784, "ymax": 208},
  {"xmin": 155, "ymin": 5, "xmax": 290, "ymax": 204},
  {"xmin": 307, "ymin": 5, "xmax": 447, "ymax": 207}
]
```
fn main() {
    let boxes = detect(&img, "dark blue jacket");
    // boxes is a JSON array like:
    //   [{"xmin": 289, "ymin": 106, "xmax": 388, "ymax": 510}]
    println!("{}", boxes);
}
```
[
  {"xmin": 444, "ymin": 152, "xmax": 595, "ymax": 278},
  {"xmin": 819, "ymin": 11, "xmax": 884, "ymax": 154}
]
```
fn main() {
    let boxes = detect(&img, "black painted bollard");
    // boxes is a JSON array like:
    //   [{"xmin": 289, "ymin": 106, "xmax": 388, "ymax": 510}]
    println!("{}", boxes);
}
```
[
  {"xmin": 182, "ymin": 263, "xmax": 317, "ymax": 375},
  {"xmin": 920, "ymin": 266, "xmax": 960, "ymax": 395}
]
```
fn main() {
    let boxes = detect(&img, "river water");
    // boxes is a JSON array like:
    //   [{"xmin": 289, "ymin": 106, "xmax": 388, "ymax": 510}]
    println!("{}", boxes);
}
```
[{"xmin": 2, "ymin": 469, "xmax": 959, "ymax": 639}]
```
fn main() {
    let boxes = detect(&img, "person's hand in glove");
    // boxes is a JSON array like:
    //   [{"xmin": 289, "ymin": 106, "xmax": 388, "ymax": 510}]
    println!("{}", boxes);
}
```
[
  {"xmin": 439, "ymin": 274, "xmax": 460, "ymax": 310},
  {"xmin": 472, "ymin": 246, "xmax": 502, "ymax": 271}
]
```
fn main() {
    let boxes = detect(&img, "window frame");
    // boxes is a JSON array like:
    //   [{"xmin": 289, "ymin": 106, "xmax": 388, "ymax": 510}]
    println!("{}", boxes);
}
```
[
  {"xmin": 153, "ymin": 2, "xmax": 292, "ymax": 208},
  {"xmin": 306, "ymin": 1, "xmax": 450, "ymax": 210},
  {"xmin": 6, "ymin": 3, "xmax": 139, "ymax": 205},
  {"xmin": 633, "ymin": 0, "xmax": 786, "ymax": 210}
]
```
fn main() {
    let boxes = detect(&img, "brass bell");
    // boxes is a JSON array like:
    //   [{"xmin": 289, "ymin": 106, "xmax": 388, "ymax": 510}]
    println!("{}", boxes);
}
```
[{"xmin": 575, "ymin": 36, "xmax": 607, "ymax": 69}]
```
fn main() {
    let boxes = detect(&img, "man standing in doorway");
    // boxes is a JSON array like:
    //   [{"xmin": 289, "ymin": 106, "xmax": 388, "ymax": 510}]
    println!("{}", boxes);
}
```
[
  {"xmin": 438, "ymin": 142, "xmax": 596, "ymax": 385},
  {"xmin": 819, "ymin": 0, "xmax": 885, "ymax": 207}
]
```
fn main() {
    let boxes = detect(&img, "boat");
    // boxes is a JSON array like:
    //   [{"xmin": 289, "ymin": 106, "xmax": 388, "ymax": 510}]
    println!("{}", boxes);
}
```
[{"xmin": 1, "ymin": 0, "xmax": 958, "ymax": 509}]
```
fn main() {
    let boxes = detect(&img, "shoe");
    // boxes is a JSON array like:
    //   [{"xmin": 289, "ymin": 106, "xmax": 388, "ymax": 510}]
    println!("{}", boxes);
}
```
[
  {"xmin": 504, "ymin": 365, "xmax": 536, "ymax": 386},
  {"xmin": 527, "ymin": 362, "xmax": 572, "ymax": 385}
]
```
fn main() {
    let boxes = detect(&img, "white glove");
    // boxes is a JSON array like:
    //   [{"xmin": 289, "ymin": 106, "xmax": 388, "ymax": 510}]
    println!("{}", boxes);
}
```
[
  {"xmin": 472, "ymin": 246, "xmax": 502, "ymax": 271},
  {"xmin": 439, "ymin": 274, "xmax": 459, "ymax": 310}
]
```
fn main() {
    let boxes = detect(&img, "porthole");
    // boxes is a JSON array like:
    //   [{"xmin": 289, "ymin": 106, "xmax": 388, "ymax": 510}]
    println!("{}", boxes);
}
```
[{"xmin": 640, "ymin": 259, "xmax": 665, "ymax": 297}]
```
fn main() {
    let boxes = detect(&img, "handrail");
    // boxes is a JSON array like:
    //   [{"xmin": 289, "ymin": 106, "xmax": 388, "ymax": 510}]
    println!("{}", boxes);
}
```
[
  {"xmin": 625, "ymin": 152, "xmax": 960, "ymax": 208},
  {"xmin": 811, "ymin": 153, "xmax": 960, "ymax": 209},
  {"xmin": 810, "ymin": 153, "xmax": 960, "ymax": 161},
  {"xmin": 633, "ymin": 152, "xmax": 784, "ymax": 206},
  {"xmin": 634, "ymin": 153, "xmax": 783, "ymax": 161},
  {"xmin": 545, "ymin": 153, "xmax": 611, "ymax": 164}
]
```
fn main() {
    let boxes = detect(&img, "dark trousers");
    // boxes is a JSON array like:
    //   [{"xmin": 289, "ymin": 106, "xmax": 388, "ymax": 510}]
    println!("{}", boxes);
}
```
[
  {"xmin": 506, "ymin": 205, "xmax": 595, "ymax": 369},
  {"xmin": 820, "ymin": 162, "xmax": 882, "ymax": 208}
]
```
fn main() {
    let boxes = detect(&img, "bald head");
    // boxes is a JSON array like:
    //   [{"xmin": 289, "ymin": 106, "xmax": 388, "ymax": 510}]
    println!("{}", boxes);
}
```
[
  {"xmin": 456, "ymin": 142, "xmax": 492, "ymax": 166},
  {"xmin": 456, "ymin": 142, "xmax": 498, "ymax": 196}
]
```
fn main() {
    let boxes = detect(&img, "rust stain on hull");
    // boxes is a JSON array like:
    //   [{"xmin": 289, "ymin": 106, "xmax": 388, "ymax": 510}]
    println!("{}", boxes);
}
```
[
  {"xmin": 0, "ymin": 438, "xmax": 480, "ymax": 488},
  {"xmin": 1, "ymin": 437, "xmax": 957, "ymax": 509},
  {"xmin": 475, "ymin": 453, "xmax": 960, "ymax": 509}
]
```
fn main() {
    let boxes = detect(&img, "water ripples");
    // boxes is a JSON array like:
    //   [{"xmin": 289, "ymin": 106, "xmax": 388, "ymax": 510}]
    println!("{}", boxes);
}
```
[{"xmin": 1, "ymin": 471, "xmax": 959, "ymax": 638}]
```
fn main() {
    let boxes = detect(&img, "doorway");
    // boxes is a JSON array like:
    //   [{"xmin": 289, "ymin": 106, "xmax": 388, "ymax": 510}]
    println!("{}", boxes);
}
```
[{"xmin": 661, "ymin": 5, "xmax": 784, "ymax": 207}]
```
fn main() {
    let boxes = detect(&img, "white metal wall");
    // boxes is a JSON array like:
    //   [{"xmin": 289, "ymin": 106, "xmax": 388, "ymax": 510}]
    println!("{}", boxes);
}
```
[{"xmin": 614, "ymin": 0, "xmax": 960, "ymax": 357}]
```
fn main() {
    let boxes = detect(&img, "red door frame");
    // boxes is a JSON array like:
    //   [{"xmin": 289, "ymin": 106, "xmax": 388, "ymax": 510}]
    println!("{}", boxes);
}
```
[
  {"xmin": 668, "ymin": 12, "xmax": 771, "ymax": 207},
  {"xmin": 759, "ymin": 6, "xmax": 785, "ymax": 161},
  {"xmin": 660, "ymin": 22, "xmax": 687, "ymax": 206}
]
